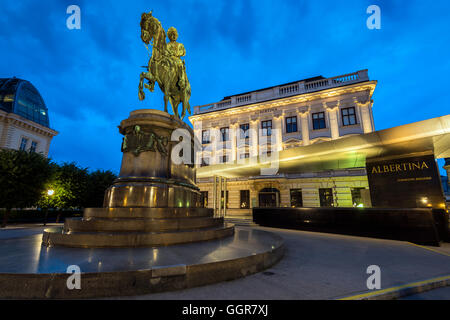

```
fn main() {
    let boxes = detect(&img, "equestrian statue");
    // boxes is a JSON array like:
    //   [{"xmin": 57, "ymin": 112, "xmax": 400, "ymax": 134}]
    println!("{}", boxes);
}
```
[{"xmin": 138, "ymin": 11, "xmax": 191, "ymax": 119}]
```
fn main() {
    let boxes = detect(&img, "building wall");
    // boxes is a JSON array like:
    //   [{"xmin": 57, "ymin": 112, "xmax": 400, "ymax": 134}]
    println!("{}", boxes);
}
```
[
  {"xmin": 191, "ymin": 87, "xmax": 375, "ymax": 164},
  {"xmin": 0, "ymin": 110, "xmax": 57, "ymax": 157},
  {"xmin": 198, "ymin": 171, "xmax": 370, "ymax": 217}
]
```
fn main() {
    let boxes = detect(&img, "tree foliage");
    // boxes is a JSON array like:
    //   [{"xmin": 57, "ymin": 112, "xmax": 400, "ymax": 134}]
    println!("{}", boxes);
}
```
[
  {"xmin": 0, "ymin": 149, "xmax": 53, "ymax": 210},
  {"xmin": 38, "ymin": 162, "xmax": 89, "ymax": 210},
  {"xmin": 83, "ymin": 170, "xmax": 117, "ymax": 208},
  {"xmin": 0, "ymin": 150, "xmax": 118, "ymax": 223}
]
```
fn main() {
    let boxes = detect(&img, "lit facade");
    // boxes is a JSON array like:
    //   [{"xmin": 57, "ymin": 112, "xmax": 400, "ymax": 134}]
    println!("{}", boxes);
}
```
[
  {"xmin": 0, "ymin": 78, "xmax": 58, "ymax": 157},
  {"xmin": 189, "ymin": 69, "xmax": 377, "ymax": 216}
]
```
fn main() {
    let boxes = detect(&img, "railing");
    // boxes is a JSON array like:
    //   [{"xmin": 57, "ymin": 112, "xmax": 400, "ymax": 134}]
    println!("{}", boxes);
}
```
[
  {"xmin": 236, "ymin": 94, "xmax": 251, "ymax": 104},
  {"xmin": 279, "ymin": 84, "xmax": 299, "ymax": 95},
  {"xmin": 193, "ymin": 70, "xmax": 369, "ymax": 115}
]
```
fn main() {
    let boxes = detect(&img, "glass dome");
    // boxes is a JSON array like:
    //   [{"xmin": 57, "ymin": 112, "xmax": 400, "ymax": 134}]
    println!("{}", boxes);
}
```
[{"xmin": 0, "ymin": 77, "xmax": 50, "ymax": 127}]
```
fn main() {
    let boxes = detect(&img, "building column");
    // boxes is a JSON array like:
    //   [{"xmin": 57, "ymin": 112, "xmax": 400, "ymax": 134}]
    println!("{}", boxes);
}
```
[
  {"xmin": 299, "ymin": 110, "xmax": 310, "ymax": 146},
  {"xmin": 210, "ymin": 125, "xmax": 220, "ymax": 165},
  {"xmin": 354, "ymin": 98, "xmax": 374, "ymax": 133},
  {"xmin": 193, "ymin": 121, "xmax": 203, "ymax": 167},
  {"xmin": 229, "ymin": 123, "xmax": 238, "ymax": 162},
  {"xmin": 273, "ymin": 114, "xmax": 283, "ymax": 152},
  {"xmin": 325, "ymin": 102, "xmax": 340, "ymax": 140},
  {"xmin": 249, "ymin": 119, "xmax": 259, "ymax": 157}
]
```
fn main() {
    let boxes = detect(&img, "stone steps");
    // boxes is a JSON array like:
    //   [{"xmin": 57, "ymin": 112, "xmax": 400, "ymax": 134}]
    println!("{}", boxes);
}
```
[
  {"xmin": 224, "ymin": 216, "xmax": 258, "ymax": 227},
  {"xmin": 64, "ymin": 216, "xmax": 224, "ymax": 233}
]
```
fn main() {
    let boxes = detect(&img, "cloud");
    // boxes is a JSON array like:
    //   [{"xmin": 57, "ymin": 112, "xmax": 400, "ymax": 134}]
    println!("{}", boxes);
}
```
[{"xmin": 0, "ymin": 0, "xmax": 449, "ymax": 174}]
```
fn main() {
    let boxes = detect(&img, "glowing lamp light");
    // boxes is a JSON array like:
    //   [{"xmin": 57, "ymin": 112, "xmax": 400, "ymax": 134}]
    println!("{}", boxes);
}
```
[
  {"xmin": 47, "ymin": 189, "xmax": 55, "ymax": 196},
  {"xmin": 357, "ymin": 203, "xmax": 364, "ymax": 208}
]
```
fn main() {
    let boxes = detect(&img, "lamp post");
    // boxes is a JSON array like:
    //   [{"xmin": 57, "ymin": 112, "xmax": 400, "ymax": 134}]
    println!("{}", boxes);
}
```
[{"xmin": 43, "ymin": 189, "xmax": 54, "ymax": 226}]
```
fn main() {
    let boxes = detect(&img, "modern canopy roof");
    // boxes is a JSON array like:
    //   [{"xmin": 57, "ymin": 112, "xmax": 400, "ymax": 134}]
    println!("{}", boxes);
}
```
[
  {"xmin": 197, "ymin": 115, "xmax": 450, "ymax": 179},
  {"xmin": 0, "ymin": 77, "xmax": 50, "ymax": 128}
]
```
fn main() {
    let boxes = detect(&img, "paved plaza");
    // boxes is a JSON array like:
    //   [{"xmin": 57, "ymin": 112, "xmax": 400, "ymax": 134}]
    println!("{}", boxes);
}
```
[
  {"xmin": 0, "ymin": 224, "xmax": 449, "ymax": 299},
  {"xmin": 125, "ymin": 226, "xmax": 450, "ymax": 300}
]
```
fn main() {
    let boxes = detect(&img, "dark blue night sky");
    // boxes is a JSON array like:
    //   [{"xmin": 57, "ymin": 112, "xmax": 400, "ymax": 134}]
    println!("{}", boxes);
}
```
[{"xmin": 1, "ymin": 0, "xmax": 449, "ymax": 174}]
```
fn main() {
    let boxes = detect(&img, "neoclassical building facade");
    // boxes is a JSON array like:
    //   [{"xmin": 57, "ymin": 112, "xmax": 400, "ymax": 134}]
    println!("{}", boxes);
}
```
[
  {"xmin": 189, "ymin": 69, "xmax": 377, "ymax": 216},
  {"xmin": 0, "ymin": 77, "xmax": 58, "ymax": 157}
]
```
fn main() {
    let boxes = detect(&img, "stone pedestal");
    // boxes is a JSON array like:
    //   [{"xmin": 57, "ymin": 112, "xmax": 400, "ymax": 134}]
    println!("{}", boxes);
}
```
[{"xmin": 43, "ymin": 110, "xmax": 234, "ymax": 247}]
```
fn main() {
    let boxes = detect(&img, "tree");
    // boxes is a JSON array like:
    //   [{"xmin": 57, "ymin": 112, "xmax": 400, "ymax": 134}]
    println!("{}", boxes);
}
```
[
  {"xmin": 83, "ymin": 170, "xmax": 117, "ymax": 208},
  {"xmin": 38, "ymin": 162, "xmax": 89, "ymax": 222},
  {"xmin": 0, "ymin": 149, "xmax": 53, "ymax": 227}
]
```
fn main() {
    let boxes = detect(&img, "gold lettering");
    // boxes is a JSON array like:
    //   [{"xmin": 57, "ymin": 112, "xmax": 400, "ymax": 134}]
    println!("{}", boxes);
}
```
[
  {"xmin": 383, "ymin": 165, "xmax": 389, "ymax": 173},
  {"xmin": 395, "ymin": 164, "xmax": 401, "ymax": 172},
  {"xmin": 421, "ymin": 161, "xmax": 429, "ymax": 169},
  {"xmin": 402, "ymin": 163, "xmax": 408, "ymax": 171},
  {"xmin": 412, "ymin": 162, "xmax": 420, "ymax": 170},
  {"xmin": 371, "ymin": 166, "xmax": 379, "ymax": 174}
]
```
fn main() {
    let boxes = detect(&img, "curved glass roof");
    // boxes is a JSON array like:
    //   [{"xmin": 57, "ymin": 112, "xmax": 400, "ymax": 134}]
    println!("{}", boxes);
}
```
[{"xmin": 0, "ymin": 77, "xmax": 50, "ymax": 127}]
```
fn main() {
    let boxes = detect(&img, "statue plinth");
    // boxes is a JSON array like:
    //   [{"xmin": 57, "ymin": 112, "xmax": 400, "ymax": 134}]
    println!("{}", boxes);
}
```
[
  {"xmin": 42, "ymin": 109, "xmax": 234, "ymax": 248},
  {"xmin": 104, "ymin": 109, "xmax": 199, "ymax": 208}
]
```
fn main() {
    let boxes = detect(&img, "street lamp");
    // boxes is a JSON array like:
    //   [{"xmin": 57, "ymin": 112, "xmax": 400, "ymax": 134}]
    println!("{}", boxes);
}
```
[{"xmin": 44, "ymin": 189, "xmax": 54, "ymax": 226}]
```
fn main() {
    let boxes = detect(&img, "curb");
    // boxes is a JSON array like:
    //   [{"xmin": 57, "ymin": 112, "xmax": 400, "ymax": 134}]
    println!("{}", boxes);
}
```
[{"xmin": 339, "ymin": 275, "xmax": 450, "ymax": 300}]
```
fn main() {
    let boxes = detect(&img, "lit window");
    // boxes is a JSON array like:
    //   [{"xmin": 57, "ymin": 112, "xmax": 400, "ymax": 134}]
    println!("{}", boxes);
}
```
[
  {"xmin": 290, "ymin": 189, "xmax": 303, "ymax": 207},
  {"xmin": 19, "ymin": 138, "xmax": 28, "ymax": 151},
  {"xmin": 30, "ymin": 141, "xmax": 38, "ymax": 152},
  {"xmin": 285, "ymin": 116, "xmax": 297, "ymax": 133},
  {"xmin": 202, "ymin": 130, "xmax": 210, "ymax": 144},
  {"xmin": 261, "ymin": 120, "xmax": 272, "ymax": 136},
  {"xmin": 342, "ymin": 107, "xmax": 357, "ymax": 126},
  {"xmin": 319, "ymin": 188, "xmax": 334, "ymax": 207},
  {"xmin": 240, "ymin": 123, "xmax": 249, "ymax": 139},
  {"xmin": 312, "ymin": 112, "xmax": 326, "ymax": 130},
  {"xmin": 240, "ymin": 190, "xmax": 250, "ymax": 209},
  {"xmin": 220, "ymin": 127, "xmax": 229, "ymax": 141}
]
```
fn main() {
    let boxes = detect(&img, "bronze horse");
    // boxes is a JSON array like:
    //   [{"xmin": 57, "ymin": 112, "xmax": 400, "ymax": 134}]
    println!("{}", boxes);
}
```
[{"xmin": 138, "ymin": 12, "xmax": 191, "ymax": 119}]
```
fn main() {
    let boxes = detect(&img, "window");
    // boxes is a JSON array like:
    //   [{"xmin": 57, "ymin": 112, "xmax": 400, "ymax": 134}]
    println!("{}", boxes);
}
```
[
  {"xmin": 201, "ymin": 157, "xmax": 210, "ymax": 167},
  {"xmin": 30, "ymin": 141, "xmax": 38, "ymax": 153},
  {"xmin": 200, "ymin": 191, "xmax": 208, "ymax": 208},
  {"xmin": 240, "ymin": 190, "xmax": 250, "ymax": 209},
  {"xmin": 202, "ymin": 130, "xmax": 210, "ymax": 144},
  {"xmin": 240, "ymin": 123, "xmax": 249, "ymax": 139},
  {"xmin": 312, "ymin": 112, "xmax": 326, "ymax": 130},
  {"xmin": 19, "ymin": 138, "xmax": 28, "ymax": 151},
  {"xmin": 220, "ymin": 155, "xmax": 228, "ymax": 163},
  {"xmin": 351, "ymin": 187, "xmax": 365, "ymax": 206},
  {"xmin": 261, "ymin": 120, "xmax": 272, "ymax": 136},
  {"xmin": 342, "ymin": 107, "xmax": 357, "ymax": 126},
  {"xmin": 285, "ymin": 116, "xmax": 298, "ymax": 133},
  {"xmin": 319, "ymin": 188, "xmax": 334, "ymax": 207},
  {"xmin": 220, "ymin": 127, "xmax": 229, "ymax": 141},
  {"xmin": 240, "ymin": 152, "xmax": 250, "ymax": 159},
  {"xmin": 290, "ymin": 189, "xmax": 303, "ymax": 207},
  {"xmin": 263, "ymin": 150, "xmax": 272, "ymax": 157}
]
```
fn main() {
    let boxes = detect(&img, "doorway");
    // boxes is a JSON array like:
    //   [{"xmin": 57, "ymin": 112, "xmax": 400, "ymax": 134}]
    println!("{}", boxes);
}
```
[{"xmin": 258, "ymin": 188, "xmax": 280, "ymax": 207}]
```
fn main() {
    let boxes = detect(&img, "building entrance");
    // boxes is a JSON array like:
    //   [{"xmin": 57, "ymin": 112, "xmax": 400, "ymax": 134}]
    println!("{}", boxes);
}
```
[{"xmin": 258, "ymin": 188, "xmax": 280, "ymax": 207}]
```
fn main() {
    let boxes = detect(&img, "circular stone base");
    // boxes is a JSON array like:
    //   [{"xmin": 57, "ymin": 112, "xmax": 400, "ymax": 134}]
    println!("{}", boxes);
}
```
[
  {"xmin": 42, "ymin": 223, "xmax": 235, "ymax": 248},
  {"xmin": 0, "ymin": 227, "xmax": 284, "ymax": 299}
]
